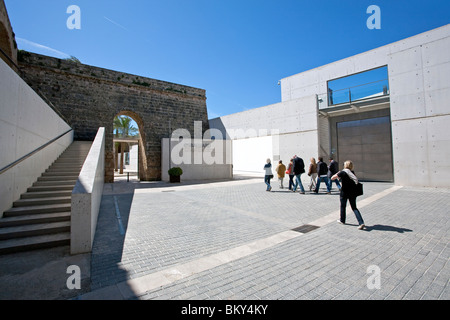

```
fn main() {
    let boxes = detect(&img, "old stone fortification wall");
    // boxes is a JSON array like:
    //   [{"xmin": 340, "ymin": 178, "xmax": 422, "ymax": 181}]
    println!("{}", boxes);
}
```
[
  {"xmin": 18, "ymin": 52, "xmax": 209, "ymax": 182},
  {"xmin": 0, "ymin": 0, "xmax": 18, "ymax": 69}
]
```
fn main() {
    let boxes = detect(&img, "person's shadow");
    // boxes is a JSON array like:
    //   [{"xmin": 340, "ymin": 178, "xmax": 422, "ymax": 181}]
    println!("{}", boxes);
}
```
[{"xmin": 364, "ymin": 224, "xmax": 412, "ymax": 233}]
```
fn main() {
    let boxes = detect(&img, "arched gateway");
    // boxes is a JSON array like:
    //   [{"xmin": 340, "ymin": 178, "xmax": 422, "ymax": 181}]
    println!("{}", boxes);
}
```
[{"xmin": 18, "ymin": 52, "xmax": 209, "ymax": 183}]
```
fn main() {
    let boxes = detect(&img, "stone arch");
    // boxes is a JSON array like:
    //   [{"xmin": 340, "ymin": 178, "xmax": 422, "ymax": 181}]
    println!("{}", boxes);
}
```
[
  {"xmin": 111, "ymin": 110, "xmax": 149, "ymax": 182},
  {"xmin": 18, "ymin": 52, "xmax": 209, "ymax": 184}
]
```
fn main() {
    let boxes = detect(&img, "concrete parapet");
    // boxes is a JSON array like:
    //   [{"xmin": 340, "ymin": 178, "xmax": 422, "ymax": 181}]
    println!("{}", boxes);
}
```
[{"xmin": 71, "ymin": 128, "xmax": 105, "ymax": 255}]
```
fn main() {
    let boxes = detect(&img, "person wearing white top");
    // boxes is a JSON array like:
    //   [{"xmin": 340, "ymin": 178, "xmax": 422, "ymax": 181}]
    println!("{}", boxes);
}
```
[
  {"xmin": 263, "ymin": 158, "xmax": 273, "ymax": 192},
  {"xmin": 331, "ymin": 160, "xmax": 365, "ymax": 230}
]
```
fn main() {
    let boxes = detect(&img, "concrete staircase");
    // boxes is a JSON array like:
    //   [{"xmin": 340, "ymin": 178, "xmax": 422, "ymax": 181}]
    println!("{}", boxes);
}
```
[{"xmin": 0, "ymin": 141, "xmax": 92, "ymax": 255}]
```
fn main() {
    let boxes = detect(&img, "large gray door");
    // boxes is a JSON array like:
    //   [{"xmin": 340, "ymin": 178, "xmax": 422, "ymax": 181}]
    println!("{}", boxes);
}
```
[{"xmin": 337, "ymin": 116, "xmax": 393, "ymax": 181}]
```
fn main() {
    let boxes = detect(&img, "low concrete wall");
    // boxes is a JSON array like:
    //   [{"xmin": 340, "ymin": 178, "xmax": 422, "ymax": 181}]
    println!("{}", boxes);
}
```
[
  {"xmin": 0, "ymin": 57, "xmax": 73, "ymax": 217},
  {"xmin": 161, "ymin": 138, "xmax": 233, "ymax": 182},
  {"xmin": 71, "ymin": 128, "xmax": 105, "ymax": 255}
]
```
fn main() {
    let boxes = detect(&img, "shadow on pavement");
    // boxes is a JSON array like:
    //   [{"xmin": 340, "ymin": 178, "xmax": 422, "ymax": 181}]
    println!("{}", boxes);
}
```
[{"xmin": 364, "ymin": 224, "xmax": 413, "ymax": 233}]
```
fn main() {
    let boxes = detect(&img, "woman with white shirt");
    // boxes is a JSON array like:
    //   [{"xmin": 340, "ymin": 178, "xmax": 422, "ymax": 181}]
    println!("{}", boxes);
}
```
[
  {"xmin": 331, "ymin": 160, "xmax": 365, "ymax": 230},
  {"xmin": 264, "ymin": 158, "xmax": 273, "ymax": 192}
]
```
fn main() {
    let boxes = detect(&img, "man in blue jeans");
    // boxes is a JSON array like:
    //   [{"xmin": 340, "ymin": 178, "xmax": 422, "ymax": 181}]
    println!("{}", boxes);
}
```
[
  {"xmin": 292, "ymin": 155, "xmax": 306, "ymax": 194},
  {"xmin": 328, "ymin": 156, "xmax": 341, "ymax": 191},
  {"xmin": 314, "ymin": 156, "xmax": 331, "ymax": 194}
]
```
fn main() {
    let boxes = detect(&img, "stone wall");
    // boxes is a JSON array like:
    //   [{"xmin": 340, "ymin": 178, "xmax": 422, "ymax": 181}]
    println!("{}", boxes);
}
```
[
  {"xmin": 0, "ymin": 0, "xmax": 18, "ymax": 70},
  {"xmin": 19, "ymin": 52, "xmax": 209, "ymax": 182}
]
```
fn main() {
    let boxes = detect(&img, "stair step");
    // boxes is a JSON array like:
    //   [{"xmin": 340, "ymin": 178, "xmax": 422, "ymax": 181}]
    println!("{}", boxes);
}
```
[
  {"xmin": 54, "ymin": 156, "xmax": 87, "ymax": 161},
  {"xmin": 0, "ymin": 221, "xmax": 70, "ymax": 240},
  {"xmin": 21, "ymin": 190, "xmax": 73, "ymax": 199},
  {"xmin": 53, "ymin": 160, "xmax": 86, "ymax": 165},
  {"xmin": 0, "ymin": 233, "xmax": 70, "ymax": 255},
  {"xmin": 46, "ymin": 164, "xmax": 83, "ymax": 172},
  {"xmin": 45, "ymin": 169, "xmax": 81, "ymax": 175},
  {"xmin": 0, "ymin": 212, "xmax": 71, "ymax": 227},
  {"xmin": 33, "ymin": 180, "xmax": 77, "ymax": 186},
  {"xmin": 51, "ymin": 163, "xmax": 84, "ymax": 168},
  {"xmin": 37, "ymin": 176, "xmax": 79, "ymax": 182},
  {"xmin": 4, "ymin": 203, "xmax": 71, "ymax": 217},
  {"xmin": 13, "ymin": 196, "xmax": 71, "ymax": 207},
  {"xmin": 56, "ymin": 155, "xmax": 87, "ymax": 159},
  {"xmin": 42, "ymin": 171, "xmax": 80, "ymax": 177},
  {"xmin": 28, "ymin": 185, "xmax": 74, "ymax": 192}
]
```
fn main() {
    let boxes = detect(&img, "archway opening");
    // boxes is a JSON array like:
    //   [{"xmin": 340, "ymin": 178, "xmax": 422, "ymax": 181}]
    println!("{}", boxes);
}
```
[{"xmin": 113, "ymin": 112, "xmax": 146, "ymax": 182}]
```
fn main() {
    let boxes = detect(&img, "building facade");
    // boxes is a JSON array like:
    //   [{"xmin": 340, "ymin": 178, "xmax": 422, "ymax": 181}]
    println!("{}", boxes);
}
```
[{"xmin": 210, "ymin": 24, "xmax": 450, "ymax": 188}]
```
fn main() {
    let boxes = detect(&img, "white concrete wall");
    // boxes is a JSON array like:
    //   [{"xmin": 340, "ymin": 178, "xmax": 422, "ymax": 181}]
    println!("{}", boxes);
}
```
[
  {"xmin": 0, "ymin": 58, "xmax": 73, "ymax": 217},
  {"xmin": 209, "ymin": 94, "xmax": 320, "ymax": 183},
  {"xmin": 279, "ymin": 24, "xmax": 450, "ymax": 187},
  {"xmin": 161, "ymin": 138, "xmax": 233, "ymax": 182},
  {"xmin": 210, "ymin": 25, "xmax": 450, "ymax": 187},
  {"xmin": 71, "ymin": 128, "xmax": 105, "ymax": 255},
  {"xmin": 232, "ymin": 136, "xmax": 273, "ymax": 173},
  {"xmin": 389, "ymin": 35, "xmax": 450, "ymax": 187},
  {"xmin": 127, "ymin": 144, "xmax": 138, "ymax": 172}
]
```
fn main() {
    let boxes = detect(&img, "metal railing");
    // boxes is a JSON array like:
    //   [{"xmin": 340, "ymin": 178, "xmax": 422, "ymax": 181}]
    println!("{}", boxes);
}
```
[
  {"xmin": 0, "ymin": 129, "xmax": 73, "ymax": 175},
  {"xmin": 318, "ymin": 79, "xmax": 389, "ymax": 109}
]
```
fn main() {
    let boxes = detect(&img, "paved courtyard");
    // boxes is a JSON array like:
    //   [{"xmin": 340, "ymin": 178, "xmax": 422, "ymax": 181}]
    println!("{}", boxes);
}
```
[
  {"xmin": 85, "ymin": 175, "xmax": 449, "ymax": 300},
  {"xmin": 0, "ymin": 175, "xmax": 449, "ymax": 301}
]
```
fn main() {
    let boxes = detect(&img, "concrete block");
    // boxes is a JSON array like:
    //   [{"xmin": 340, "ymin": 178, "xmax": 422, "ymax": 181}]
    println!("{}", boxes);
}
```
[
  {"xmin": 389, "ymin": 68, "xmax": 424, "ymax": 97},
  {"xmin": 388, "ymin": 47, "xmax": 422, "ymax": 76},
  {"xmin": 423, "ymin": 62, "xmax": 450, "ymax": 92},
  {"xmin": 422, "ymin": 37, "xmax": 450, "ymax": 67},
  {"xmin": 0, "ymin": 120, "xmax": 17, "ymax": 168},
  {"xmin": 390, "ymin": 92, "xmax": 426, "ymax": 121},
  {"xmin": 425, "ymin": 88, "xmax": 450, "ymax": 117}
]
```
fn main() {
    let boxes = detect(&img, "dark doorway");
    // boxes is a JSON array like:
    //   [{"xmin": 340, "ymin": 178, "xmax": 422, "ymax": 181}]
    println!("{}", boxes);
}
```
[{"xmin": 337, "ymin": 116, "xmax": 393, "ymax": 181}]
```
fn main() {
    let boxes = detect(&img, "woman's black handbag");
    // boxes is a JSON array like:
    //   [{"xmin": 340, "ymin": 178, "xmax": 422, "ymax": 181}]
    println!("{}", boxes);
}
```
[{"xmin": 355, "ymin": 182, "xmax": 364, "ymax": 197}]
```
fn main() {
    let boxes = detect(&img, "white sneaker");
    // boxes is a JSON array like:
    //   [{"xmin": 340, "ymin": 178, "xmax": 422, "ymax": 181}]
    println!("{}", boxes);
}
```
[{"xmin": 358, "ymin": 224, "xmax": 365, "ymax": 230}]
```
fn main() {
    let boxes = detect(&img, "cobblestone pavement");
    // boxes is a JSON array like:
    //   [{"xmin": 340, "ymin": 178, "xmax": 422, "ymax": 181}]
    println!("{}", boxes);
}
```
[{"xmin": 83, "ymin": 176, "xmax": 449, "ymax": 300}]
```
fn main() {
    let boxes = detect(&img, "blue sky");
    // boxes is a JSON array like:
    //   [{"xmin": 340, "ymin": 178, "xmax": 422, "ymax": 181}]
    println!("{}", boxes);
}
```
[{"xmin": 5, "ymin": 0, "xmax": 450, "ymax": 119}]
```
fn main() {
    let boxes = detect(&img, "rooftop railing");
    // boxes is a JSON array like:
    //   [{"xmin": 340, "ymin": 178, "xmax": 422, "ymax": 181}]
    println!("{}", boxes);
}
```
[{"xmin": 318, "ymin": 78, "xmax": 389, "ymax": 109}]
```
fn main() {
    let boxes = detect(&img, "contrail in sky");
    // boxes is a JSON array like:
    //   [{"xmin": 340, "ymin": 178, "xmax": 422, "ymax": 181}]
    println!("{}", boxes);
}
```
[
  {"xmin": 104, "ymin": 16, "xmax": 129, "ymax": 31},
  {"xmin": 16, "ymin": 37, "xmax": 71, "ymax": 59}
]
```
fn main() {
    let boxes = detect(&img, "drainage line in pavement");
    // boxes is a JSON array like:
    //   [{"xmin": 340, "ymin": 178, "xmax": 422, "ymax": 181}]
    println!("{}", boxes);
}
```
[{"xmin": 113, "ymin": 196, "xmax": 126, "ymax": 236}]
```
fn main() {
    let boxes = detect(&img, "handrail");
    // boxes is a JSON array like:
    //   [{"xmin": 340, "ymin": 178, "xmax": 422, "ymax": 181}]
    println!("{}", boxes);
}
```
[
  {"xmin": 318, "ymin": 78, "xmax": 390, "ymax": 108},
  {"xmin": 0, "ymin": 129, "xmax": 73, "ymax": 175},
  {"xmin": 328, "ymin": 78, "xmax": 389, "ymax": 94}
]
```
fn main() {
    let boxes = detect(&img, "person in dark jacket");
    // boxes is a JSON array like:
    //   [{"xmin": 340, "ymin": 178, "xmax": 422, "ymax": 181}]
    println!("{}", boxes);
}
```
[
  {"xmin": 286, "ymin": 158, "xmax": 295, "ymax": 190},
  {"xmin": 331, "ymin": 160, "xmax": 365, "ymax": 230},
  {"xmin": 328, "ymin": 157, "xmax": 341, "ymax": 191},
  {"xmin": 292, "ymin": 155, "xmax": 306, "ymax": 194},
  {"xmin": 314, "ymin": 156, "xmax": 331, "ymax": 194}
]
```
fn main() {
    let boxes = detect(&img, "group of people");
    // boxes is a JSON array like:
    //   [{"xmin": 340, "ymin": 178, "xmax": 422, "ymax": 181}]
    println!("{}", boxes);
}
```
[{"xmin": 263, "ymin": 156, "xmax": 365, "ymax": 230}]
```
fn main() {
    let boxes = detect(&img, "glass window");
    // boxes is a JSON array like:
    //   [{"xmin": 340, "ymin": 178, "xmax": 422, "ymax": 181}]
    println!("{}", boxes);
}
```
[{"xmin": 326, "ymin": 66, "xmax": 389, "ymax": 106}]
